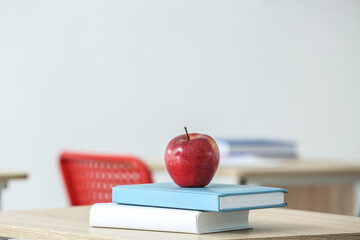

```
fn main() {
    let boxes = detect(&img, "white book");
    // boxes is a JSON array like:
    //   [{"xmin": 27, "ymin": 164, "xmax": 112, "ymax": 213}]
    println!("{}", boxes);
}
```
[{"xmin": 89, "ymin": 203, "xmax": 252, "ymax": 234}]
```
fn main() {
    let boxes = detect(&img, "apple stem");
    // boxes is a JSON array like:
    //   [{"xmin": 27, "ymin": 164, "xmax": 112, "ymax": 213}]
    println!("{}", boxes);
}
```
[{"xmin": 184, "ymin": 127, "xmax": 190, "ymax": 140}]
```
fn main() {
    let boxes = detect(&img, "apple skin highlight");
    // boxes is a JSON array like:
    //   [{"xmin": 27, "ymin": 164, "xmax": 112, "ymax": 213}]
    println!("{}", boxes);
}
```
[{"xmin": 164, "ymin": 132, "xmax": 220, "ymax": 187}]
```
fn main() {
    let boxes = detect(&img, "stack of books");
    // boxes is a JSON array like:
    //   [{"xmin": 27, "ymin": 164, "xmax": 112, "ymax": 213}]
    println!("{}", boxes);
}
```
[
  {"xmin": 215, "ymin": 138, "xmax": 298, "ymax": 159},
  {"xmin": 90, "ymin": 182, "xmax": 287, "ymax": 234}
]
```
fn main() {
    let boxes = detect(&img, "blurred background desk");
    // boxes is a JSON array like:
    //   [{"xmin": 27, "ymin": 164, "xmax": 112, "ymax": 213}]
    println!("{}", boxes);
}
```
[
  {"xmin": 148, "ymin": 159, "xmax": 360, "ymax": 216},
  {"xmin": 0, "ymin": 170, "xmax": 28, "ymax": 210}
]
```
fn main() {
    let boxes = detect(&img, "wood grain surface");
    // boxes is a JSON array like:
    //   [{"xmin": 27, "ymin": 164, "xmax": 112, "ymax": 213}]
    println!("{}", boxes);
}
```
[{"xmin": 0, "ymin": 206, "xmax": 359, "ymax": 239}]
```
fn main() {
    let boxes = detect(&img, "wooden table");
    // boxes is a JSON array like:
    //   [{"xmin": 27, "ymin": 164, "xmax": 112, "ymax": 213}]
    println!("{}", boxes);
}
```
[
  {"xmin": 148, "ymin": 159, "xmax": 360, "ymax": 215},
  {"xmin": 0, "ymin": 170, "xmax": 28, "ymax": 210},
  {"xmin": 0, "ymin": 206, "xmax": 359, "ymax": 239}
]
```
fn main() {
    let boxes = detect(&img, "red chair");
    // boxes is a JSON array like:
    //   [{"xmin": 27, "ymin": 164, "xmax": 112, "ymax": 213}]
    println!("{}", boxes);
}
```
[{"xmin": 60, "ymin": 151, "xmax": 153, "ymax": 206}]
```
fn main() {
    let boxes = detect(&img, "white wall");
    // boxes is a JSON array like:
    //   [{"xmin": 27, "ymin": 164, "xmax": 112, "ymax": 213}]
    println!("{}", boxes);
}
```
[{"xmin": 0, "ymin": 0, "xmax": 359, "ymax": 210}]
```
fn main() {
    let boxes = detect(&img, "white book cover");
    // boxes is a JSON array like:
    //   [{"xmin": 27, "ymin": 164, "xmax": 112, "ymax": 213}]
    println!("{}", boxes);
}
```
[{"xmin": 89, "ymin": 203, "xmax": 251, "ymax": 234}]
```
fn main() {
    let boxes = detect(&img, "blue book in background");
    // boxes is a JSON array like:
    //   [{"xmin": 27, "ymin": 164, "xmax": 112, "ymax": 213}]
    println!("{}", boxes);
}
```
[
  {"xmin": 112, "ymin": 182, "xmax": 287, "ymax": 212},
  {"xmin": 215, "ymin": 138, "xmax": 298, "ymax": 158}
]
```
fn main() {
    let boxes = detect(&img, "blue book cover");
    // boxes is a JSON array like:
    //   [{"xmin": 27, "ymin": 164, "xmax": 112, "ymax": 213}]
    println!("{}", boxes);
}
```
[
  {"xmin": 215, "ymin": 138, "xmax": 296, "ymax": 147},
  {"xmin": 215, "ymin": 138, "xmax": 298, "ymax": 158},
  {"xmin": 113, "ymin": 182, "xmax": 287, "ymax": 212}
]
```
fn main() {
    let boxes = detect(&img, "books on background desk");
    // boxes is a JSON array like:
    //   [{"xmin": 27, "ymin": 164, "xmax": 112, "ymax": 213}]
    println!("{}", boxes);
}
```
[
  {"xmin": 89, "ymin": 182, "xmax": 287, "ymax": 234},
  {"xmin": 218, "ymin": 154, "xmax": 289, "ymax": 167},
  {"xmin": 215, "ymin": 138, "xmax": 298, "ymax": 159}
]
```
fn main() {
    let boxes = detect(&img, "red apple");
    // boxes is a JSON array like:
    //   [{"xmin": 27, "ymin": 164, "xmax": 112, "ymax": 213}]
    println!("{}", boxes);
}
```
[{"xmin": 164, "ymin": 127, "xmax": 220, "ymax": 187}]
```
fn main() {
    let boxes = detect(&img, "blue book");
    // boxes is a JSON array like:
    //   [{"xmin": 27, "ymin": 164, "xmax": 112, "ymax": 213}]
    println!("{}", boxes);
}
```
[
  {"xmin": 215, "ymin": 138, "xmax": 297, "ymax": 158},
  {"xmin": 112, "ymin": 182, "xmax": 287, "ymax": 212},
  {"xmin": 216, "ymin": 138, "xmax": 296, "ymax": 146}
]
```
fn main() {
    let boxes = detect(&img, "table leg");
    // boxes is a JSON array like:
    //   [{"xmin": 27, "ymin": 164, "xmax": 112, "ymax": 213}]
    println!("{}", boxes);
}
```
[
  {"xmin": 0, "ymin": 181, "xmax": 7, "ymax": 211},
  {"xmin": 0, "ymin": 182, "xmax": 13, "ymax": 239},
  {"xmin": 0, "ymin": 183, "xmax": 2, "ymax": 211},
  {"xmin": 0, "ymin": 182, "xmax": 11, "ymax": 239},
  {"xmin": 239, "ymin": 178, "xmax": 247, "ymax": 185},
  {"xmin": 355, "ymin": 183, "xmax": 360, "ymax": 216}
]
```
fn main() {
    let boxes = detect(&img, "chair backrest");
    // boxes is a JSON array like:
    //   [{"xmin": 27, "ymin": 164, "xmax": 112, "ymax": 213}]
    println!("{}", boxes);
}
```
[{"xmin": 60, "ymin": 151, "xmax": 153, "ymax": 206}]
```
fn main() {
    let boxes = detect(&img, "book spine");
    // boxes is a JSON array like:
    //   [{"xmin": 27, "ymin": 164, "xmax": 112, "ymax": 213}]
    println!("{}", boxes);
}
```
[
  {"xmin": 112, "ymin": 187, "xmax": 220, "ymax": 211},
  {"xmin": 90, "ymin": 203, "xmax": 201, "ymax": 234}
]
